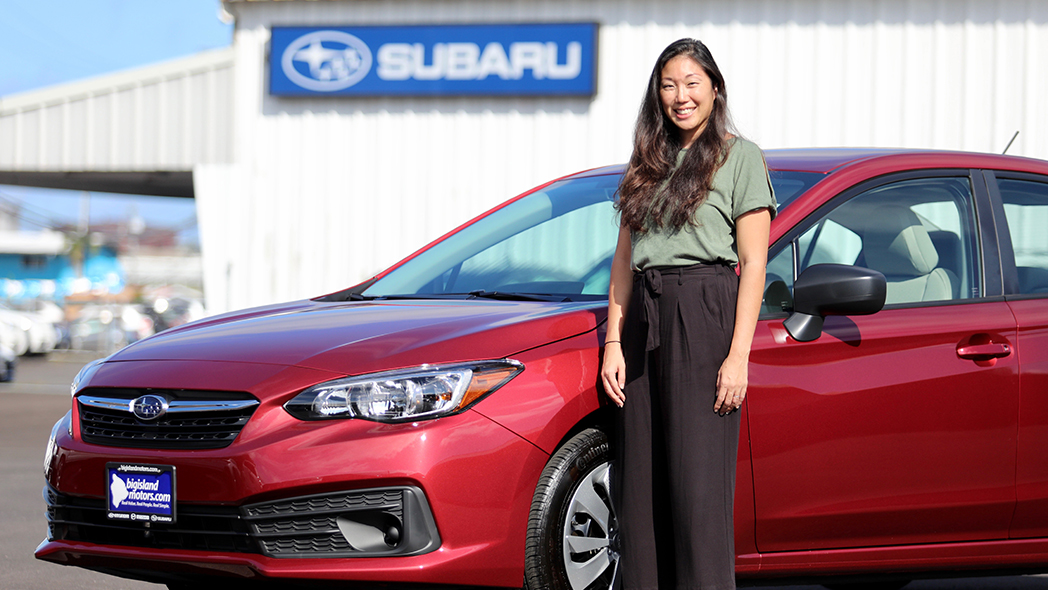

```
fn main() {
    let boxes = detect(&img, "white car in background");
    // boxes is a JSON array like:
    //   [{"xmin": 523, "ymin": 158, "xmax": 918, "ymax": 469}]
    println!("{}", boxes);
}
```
[
  {"xmin": 0, "ymin": 314, "xmax": 30, "ymax": 356},
  {"xmin": 25, "ymin": 313, "xmax": 59, "ymax": 354},
  {"xmin": 0, "ymin": 304, "xmax": 58, "ymax": 355}
]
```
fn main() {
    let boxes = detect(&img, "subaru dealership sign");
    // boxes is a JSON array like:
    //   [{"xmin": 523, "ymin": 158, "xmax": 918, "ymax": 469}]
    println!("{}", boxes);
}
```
[{"xmin": 270, "ymin": 23, "xmax": 597, "ymax": 96}]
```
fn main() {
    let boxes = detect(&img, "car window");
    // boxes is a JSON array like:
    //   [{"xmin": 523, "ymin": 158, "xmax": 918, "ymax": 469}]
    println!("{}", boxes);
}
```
[
  {"xmin": 449, "ymin": 199, "xmax": 618, "ymax": 295},
  {"xmin": 997, "ymin": 178, "xmax": 1048, "ymax": 295},
  {"xmin": 763, "ymin": 176, "xmax": 981, "ymax": 314},
  {"xmin": 358, "ymin": 169, "xmax": 822, "ymax": 302},
  {"xmin": 363, "ymin": 170, "xmax": 821, "ymax": 301},
  {"xmin": 363, "ymin": 174, "xmax": 621, "ymax": 299}
]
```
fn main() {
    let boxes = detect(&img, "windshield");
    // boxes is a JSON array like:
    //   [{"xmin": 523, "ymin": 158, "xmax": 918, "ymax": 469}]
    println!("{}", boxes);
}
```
[{"xmin": 351, "ymin": 170, "xmax": 824, "ymax": 301}]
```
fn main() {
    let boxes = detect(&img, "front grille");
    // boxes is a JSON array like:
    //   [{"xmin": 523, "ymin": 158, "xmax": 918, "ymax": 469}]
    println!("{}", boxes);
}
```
[
  {"xmin": 44, "ymin": 485, "xmax": 441, "ymax": 558},
  {"xmin": 77, "ymin": 389, "xmax": 259, "ymax": 450}
]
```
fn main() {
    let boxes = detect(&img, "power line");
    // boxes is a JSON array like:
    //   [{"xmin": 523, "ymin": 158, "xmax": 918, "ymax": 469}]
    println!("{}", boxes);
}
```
[
  {"xmin": 0, "ymin": 193, "xmax": 59, "ymax": 231},
  {"xmin": 0, "ymin": 190, "xmax": 68, "ymax": 225},
  {"xmin": 0, "ymin": 189, "xmax": 74, "ymax": 225}
]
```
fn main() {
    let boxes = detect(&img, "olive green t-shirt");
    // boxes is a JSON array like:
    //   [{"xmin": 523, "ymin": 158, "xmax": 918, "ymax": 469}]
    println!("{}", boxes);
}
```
[{"xmin": 630, "ymin": 137, "xmax": 777, "ymax": 270}]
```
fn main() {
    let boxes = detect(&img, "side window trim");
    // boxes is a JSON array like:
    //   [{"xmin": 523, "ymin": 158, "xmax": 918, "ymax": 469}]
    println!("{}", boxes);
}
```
[
  {"xmin": 791, "ymin": 238, "xmax": 799, "ymax": 285},
  {"xmin": 771, "ymin": 169, "xmax": 977, "ymax": 255},
  {"xmin": 983, "ymin": 170, "xmax": 1048, "ymax": 297},
  {"xmin": 772, "ymin": 170, "xmax": 979, "ymax": 265},
  {"xmin": 766, "ymin": 169, "xmax": 986, "ymax": 311},
  {"xmin": 975, "ymin": 170, "xmax": 1010, "ymax": 296}
]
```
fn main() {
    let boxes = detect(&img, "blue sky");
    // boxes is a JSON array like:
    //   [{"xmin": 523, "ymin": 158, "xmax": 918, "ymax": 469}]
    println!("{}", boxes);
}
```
[{"xmin": 0, "ymin": 0, "xmax": 233, "ymax": 242}]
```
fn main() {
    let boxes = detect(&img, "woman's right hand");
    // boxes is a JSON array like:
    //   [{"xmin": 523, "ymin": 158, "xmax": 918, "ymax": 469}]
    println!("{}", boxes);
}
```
[
  {"xmin": 601, "ymin": 342, "xmax": 626, "ymax": 407},
  {"xmin": 602, "ymin": 225, "xmax": 632, "ymax": 409}
]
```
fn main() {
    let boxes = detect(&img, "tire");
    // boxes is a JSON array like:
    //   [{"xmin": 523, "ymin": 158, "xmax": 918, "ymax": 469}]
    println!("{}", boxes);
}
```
[{"xmin": 525, "ymin": 427, "xmax": 618, "ymax": 590}]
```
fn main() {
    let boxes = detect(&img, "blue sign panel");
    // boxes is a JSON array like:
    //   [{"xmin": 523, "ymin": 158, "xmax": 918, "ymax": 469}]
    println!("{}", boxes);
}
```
[
  {"xmin": 270, "ymin": 23, "xmax": 597, "ymax": 96},
  {"xmin": 106, "ymin": 463, "xmax": 176, "ymax": 523}
]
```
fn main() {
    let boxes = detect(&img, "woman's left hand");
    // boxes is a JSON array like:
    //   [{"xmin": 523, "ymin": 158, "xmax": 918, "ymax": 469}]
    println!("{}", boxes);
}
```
[{"xmin": 714, "ymin": 353, "xmax": 748, "ymax": 415}]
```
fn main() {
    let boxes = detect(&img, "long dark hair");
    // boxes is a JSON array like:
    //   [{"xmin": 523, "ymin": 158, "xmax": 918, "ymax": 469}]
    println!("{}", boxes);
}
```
[{"xmin": 617, "ymin": 39, "xmax": 736, "ymax": 232}]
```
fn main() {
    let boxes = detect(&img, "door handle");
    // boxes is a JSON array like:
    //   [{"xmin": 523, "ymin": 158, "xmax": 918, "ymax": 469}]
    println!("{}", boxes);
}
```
[{"xmin": 956, "ymin": 343, "xmax": 1011, "ymax": 360}]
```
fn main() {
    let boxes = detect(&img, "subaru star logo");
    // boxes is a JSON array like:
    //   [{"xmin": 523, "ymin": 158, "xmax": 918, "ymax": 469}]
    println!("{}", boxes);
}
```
[
  {"xmin": 131, "ymin": 395, "xmax": 168, "ymax": 421},
  {"xmin": 281, "ymin": 30, "xmax": 373, "ymax": 92}
]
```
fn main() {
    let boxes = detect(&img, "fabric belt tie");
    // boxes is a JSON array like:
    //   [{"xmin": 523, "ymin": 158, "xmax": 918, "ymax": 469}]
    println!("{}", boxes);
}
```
[
  {"xmin": 635, "ymin": 263, "xmax": 730, "ymax": 352},
  {"xmin": 639, "ymin": 268, "xmax": 663, "ymax": 351}
]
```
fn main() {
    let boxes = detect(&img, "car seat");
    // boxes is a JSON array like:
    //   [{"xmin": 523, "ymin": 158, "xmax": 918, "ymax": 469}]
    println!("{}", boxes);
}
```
[
  {"xmin": 862, "ymin": 206, "xmax": 957, "ymax": 304},
  {"xmin": 927, "ymin": 230, "xmax": 963, "ymax": 298}
]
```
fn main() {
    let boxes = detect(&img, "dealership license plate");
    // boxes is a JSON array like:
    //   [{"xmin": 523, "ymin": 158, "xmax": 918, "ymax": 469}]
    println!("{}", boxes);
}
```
[{"xmin": 105, "ymin": 463, "xmax": 176, "ymax": 524}]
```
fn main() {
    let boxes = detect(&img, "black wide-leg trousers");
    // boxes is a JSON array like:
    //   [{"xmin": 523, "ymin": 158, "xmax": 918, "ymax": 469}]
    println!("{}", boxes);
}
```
[{"xmin": 614, "ymin": 263, "xmax": 741, "ymax": 590}]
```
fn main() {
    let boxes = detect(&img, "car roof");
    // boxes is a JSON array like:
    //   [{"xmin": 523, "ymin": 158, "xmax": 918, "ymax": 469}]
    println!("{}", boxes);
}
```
[
  {"xmin": 763, "ymin": 148, "xmax": 927, "ymax": 173},
  {"xmin": 564, "ymin": 147, "xmax": 1048, "ymax": 179}
]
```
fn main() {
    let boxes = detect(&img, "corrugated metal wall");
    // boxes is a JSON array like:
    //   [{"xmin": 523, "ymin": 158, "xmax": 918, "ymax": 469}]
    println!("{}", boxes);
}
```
[
  {"xmin": 0, "ymin": 48, "xmax": 235, "ymax": 171},
  {"xmin": 198, "ymin": 0, "xmax": 1048, "ymax": 314}
]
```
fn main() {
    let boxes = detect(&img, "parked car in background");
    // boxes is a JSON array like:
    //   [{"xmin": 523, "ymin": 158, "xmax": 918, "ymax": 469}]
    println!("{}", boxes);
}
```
[
  {"xmin": 141, "ymin": 289, "xmax": 206, "ymax": 332},
  {"xmin": 38, "ymin": 148, "xmax": 1048, "ymax": 590},
  {"xmin": 68, "ymin": 311, "xmax": 128, "ymax": 352},
  {"xmin": 0, "ymin": 313, "xmax": 30, "ymax": 356},
  {"xmin": 24, "ymin": 312, "xmax": 58, "ymax": 355},
  {"xmin": 0, "ymin": 343, "xmax": 15, "ymax": 381},
  {"xmin": 0, "ymin": 302, "xmax": 58, "ymax": 355},
  {"xmin": 68, "ymin": 304, "xmax": 155, "ymax": 352}
]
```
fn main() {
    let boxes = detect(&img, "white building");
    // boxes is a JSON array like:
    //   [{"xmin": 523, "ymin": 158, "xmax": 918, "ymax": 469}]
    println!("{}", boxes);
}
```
[{"xmin": 2, "ymin": 0, "xmax": 1046, "ymax": 314}]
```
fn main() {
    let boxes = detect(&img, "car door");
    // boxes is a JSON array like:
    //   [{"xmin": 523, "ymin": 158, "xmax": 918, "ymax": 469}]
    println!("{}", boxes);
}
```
[
  {"xmin": 989, "ymin": 171, "xmax": 1048, "ymax": 539},
  {"xmin": 747, "ymin": 170, "xmax": 1019, "ymax": 552}
]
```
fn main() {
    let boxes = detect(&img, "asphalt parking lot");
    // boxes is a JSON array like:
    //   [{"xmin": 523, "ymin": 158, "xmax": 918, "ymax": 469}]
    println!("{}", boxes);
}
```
[{"xmin": 4, "ymin": 352, "xmax": 1048, "ymax": 590}]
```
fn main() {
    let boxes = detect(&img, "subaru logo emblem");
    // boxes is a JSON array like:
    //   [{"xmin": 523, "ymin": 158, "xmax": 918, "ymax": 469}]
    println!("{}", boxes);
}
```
[
  {"xmin": 131, "ymin": 395, "xmax": 168, "ymax": 421},
  {"xmin": 281, "ymin": 30, "xmax": 373, "ymax": 92}
]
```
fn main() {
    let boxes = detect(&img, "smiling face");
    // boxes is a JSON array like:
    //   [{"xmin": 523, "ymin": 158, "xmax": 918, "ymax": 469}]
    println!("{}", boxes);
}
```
[{"xmin": 659, "ymin": 54, "xmax": 717, "ymax": 148}]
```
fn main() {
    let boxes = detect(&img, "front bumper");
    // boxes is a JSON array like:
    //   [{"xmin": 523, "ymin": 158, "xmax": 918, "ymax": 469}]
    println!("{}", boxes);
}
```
[
  {"xmin": 38, "ymin": 361, "xmax": 549, "ymax": 587},
  {"xmin": 44, "ymin": 483, "xmax": 440, "ymax": 558},
  {"xmin": 35, "ymin": 537, "xmax": 513, "ymax": 587}
]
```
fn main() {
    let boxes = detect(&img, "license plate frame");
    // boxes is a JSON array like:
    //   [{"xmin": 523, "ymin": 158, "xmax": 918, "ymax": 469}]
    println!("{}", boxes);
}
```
[{"xmin": 105, "ymin": 463, "xmax": 177, "ymax": 524}]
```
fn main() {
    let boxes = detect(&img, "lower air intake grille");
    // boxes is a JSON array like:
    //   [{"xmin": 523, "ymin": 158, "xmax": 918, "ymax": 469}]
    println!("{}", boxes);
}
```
[
  {"xmin": 45, "ymin": 485, "xmax": 441, "ymax": 558},
  {"xmin": 244, "ymin": 488, "xmax": 436, "ymax": 558},
  {"xmin": 44, "ymin": 484, "xmax": 255, "ymax": 553}
]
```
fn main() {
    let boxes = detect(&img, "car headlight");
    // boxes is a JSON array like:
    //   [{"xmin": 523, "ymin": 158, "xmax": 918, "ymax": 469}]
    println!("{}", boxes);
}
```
[{"xmin": 284, "ymin": 360, "xmax": 524, "ymax": 422}]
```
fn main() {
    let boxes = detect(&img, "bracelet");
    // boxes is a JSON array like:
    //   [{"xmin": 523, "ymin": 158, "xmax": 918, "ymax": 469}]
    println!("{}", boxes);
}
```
[{"xmin": 604, "ymin": 340, "xmax": 621, "ymax": 346}]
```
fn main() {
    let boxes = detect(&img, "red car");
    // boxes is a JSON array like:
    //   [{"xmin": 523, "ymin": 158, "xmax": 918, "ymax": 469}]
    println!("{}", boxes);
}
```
[{"xmin": 38, "ymin": 148, "xmax": 1048, "ymax": 589}]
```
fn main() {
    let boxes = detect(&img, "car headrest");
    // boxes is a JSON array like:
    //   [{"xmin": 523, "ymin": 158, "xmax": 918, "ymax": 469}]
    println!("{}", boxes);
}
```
[{"xmin": 863, "ymin": 205, "xmax": 939, "ymax": 277}]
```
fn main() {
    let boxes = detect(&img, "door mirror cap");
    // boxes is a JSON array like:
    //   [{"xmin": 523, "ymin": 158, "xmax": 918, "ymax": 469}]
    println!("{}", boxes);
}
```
[{"xmin": 783, "ymin": 264, "xmax": 886, "ymax": 342}]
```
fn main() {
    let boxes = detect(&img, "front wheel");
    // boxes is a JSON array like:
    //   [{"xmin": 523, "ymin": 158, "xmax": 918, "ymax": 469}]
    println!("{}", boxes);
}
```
[{"xmin": 525, "ymin": 427, "xmax": 618, "ymax": 590}]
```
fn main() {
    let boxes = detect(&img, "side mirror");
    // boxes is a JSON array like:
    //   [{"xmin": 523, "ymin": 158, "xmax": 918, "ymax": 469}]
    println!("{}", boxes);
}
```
[{"xmin": 783, "ymin": 264, "xmax": 886, "ymax": 342}]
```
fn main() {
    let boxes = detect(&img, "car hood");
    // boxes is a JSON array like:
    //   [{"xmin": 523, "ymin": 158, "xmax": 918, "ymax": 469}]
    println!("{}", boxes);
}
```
[{"xmin": 107, "ymin": 298, "xmax": 604, "ymax": 376}]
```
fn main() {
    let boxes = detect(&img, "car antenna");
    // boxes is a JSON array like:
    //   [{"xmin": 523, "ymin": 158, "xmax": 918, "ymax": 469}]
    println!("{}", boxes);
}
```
[{"xmin": 1002, "ymin": 130, "xmax": 1019, "ymax": 155}]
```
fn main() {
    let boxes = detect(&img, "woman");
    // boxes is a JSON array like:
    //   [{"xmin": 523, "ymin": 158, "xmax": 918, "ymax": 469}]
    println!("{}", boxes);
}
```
[{"xmin": 601, "ymin": 39, "xmax": 775, "ymax": 590}]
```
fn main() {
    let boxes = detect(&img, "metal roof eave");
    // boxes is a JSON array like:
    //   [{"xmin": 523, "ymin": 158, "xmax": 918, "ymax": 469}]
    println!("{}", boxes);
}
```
[
  {"xmin": 0, "ymin": 170, "xmax": 194, "ymax": 199},
  {"xmin": 0, "ymin": 47, "xmax": 234, "ymax": 115}
]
